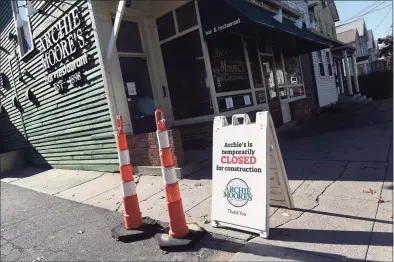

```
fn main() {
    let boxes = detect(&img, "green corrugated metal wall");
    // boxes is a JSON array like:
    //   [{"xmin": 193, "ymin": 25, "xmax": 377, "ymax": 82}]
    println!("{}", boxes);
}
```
[{"xmin": 0, "ymin": 0, "xmax": 119, "ymax": 172}]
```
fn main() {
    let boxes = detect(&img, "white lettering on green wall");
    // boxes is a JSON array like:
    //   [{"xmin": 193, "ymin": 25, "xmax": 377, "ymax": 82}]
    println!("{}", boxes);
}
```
[
  {"xmin": 44, "ymin": 54, "xmax": 88, "ymax": 83},
  {"xmin": 39, "ymin": 6, "xmax": 87, "ymax": 85}
]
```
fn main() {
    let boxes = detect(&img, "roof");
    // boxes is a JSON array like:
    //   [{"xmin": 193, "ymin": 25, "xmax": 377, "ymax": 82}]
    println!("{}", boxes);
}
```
[
  {"xmin": 367, "ymin": 29, "xmax": 376, "ymax": 49},
  {"xmin": 336, "ymin": 28, "xmax": 358, "ymax": 44},
  {"xmin": 336, "ymin": 19, "xmax": 366, "ymax": 36}
]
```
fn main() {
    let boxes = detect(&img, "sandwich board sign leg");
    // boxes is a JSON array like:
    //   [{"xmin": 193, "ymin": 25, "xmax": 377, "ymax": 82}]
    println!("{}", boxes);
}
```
[
  {"xmin": 268, "ymin": 113, "xmax": 294, "ymax": 209},
  {"xmin": 211, "ymin": 112, "xmax": 270, "ymax": 238},
  {"xmin": 211, "ymin": 111, "xmax": 294, "ymax": 239}
]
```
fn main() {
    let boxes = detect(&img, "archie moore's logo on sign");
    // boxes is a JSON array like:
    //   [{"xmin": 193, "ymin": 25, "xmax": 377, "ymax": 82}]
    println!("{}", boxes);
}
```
[{"xmin": 223, "ymin": 178, "xmax": 252, "ymax": 207}]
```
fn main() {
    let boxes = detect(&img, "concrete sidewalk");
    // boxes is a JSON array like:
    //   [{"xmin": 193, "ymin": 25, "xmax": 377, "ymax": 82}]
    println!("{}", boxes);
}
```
[{"xmin": 1, "ymin": 99, "xmax": 392, "ymax": 261}]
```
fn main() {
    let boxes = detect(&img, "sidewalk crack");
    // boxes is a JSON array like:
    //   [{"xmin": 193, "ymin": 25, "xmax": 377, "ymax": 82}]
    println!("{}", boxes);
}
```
[
  {"xmin": 275, "ymin": 161, "xmax": 351, "ymax": 228},
  {"xmin": 364, "ymin": 138, "xmax": 392, "ymax": 260},
  {"xmin": 51, "ymin": 172, "xmax": 107, "ymax": 196}
]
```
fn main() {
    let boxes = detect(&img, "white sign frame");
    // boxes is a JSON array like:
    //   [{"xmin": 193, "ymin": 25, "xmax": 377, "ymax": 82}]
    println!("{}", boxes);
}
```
[
  {"xmin": 211, "ymin": 111, "xmax": 294, "ymax": 238},
  {"xmin": 268, "ymin": 114, "xmax": 294, "ymax": 209},
  {"xmin": 211, "ymin": 112, "xmax": 270, "ymax": 238}
]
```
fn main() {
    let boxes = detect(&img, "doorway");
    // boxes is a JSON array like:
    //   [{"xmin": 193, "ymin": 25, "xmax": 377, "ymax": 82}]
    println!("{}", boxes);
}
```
[
  {"xmin": 260, "ymin": 55, "xmax": 283, "ymax": 127},
  {"xmin": 115, "ymin": 19, "xmax": 157, "ymax": 134}
]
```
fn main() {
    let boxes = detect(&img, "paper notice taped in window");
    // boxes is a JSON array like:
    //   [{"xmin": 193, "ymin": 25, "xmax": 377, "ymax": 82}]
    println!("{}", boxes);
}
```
[
  {"xmin": 225, "ymin": 97, "xmax": 234, "ymax": 109},
  {"xmin": 126, "ymin": 82, "xmax": 137, "ymax": 96},
  {"xmin": 243, "ymin": 95, "xmax": 251, "ymax": 105}
]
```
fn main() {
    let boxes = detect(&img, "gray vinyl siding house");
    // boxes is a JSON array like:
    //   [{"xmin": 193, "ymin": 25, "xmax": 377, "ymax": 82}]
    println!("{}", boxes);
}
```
[
  {"xmin": 310, "ymin": 50, "xmax": 338, "ymax": 107},
  {"xmin": 0, "ymin": 0, "xmax": 118, "ymax": 172}
]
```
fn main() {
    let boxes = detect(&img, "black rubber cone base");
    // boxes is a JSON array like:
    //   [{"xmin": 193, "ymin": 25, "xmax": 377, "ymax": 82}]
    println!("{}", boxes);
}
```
[
  {"xmin": 111, "ymin": 217, "xmax": 163, "ymax": 243},
  {"xmin": 155, "ymin": 223, "xmax": 206, "ymax": 251}
]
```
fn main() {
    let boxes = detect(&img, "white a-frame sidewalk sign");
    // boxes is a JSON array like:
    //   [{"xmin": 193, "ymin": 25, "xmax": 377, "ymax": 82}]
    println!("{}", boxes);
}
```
[{"xmin": 211, "ymin": 111, "xmax": 293, "ymax": 238}]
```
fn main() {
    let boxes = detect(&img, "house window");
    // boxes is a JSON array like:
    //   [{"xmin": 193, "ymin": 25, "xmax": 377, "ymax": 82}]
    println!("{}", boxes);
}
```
[
  {"xmin": 322, "ymin": 1, "xmax": 328, "ymax": 7},
  {"xmin": 326, "ymin": 51, "xmax": 333, "ymax": 76},
  {"xmin": 326, "ymin": 23, "xmax": 330, "ymax": 36},
  {"xmin": 11, "ymin": 0, "xmax": 34, "ymax": 57},
  {"xmin": 317, "ymin": 51, "xmax": 325, "ymax": 76}
]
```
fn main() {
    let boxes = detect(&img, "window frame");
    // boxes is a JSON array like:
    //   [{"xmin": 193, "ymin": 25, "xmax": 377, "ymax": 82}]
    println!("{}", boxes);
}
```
[
  {"xmin": 114, "ymin": 16, "xmax": 161, "ymax": 132},
  {"xmin": 157, "ymin": 0, "xmax": 217, "ymax": 125},
  {"xmin": 278, "ymin": 54, "xmax": 306, "ymax": 103},
  {"xmin": 326, "ymin": 51, "xmax": 333, "ymax": 77},
  {"xmin": 11, "ymin": 0, "xmax": 35, "ymax": 59},
  {"xmin": 317, "ymin": 50, "xmax": 326, "ymax": 77}
]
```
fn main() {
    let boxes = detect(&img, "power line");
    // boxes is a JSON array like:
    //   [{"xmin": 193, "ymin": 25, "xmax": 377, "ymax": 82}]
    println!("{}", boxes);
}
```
[
  {"xmin": 336, "ymin": 4, "xmax": 392, "ymax": 26},
  {"xmin": 337, "ymin": 1, "xmax": 386, "ymax": 25},
  {"xmin": 338, "ymin": 1, "xmax": 380, "ymax": 23},
  {"xmin": 374, "ymin": 9, "xmax": 392, "ymax": 31}
]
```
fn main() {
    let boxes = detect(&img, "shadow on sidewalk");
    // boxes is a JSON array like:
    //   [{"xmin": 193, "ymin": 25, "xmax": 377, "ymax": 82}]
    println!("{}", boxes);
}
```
[
  {"xmin": 0, "ymin": 167, "xmax": 51, "ymax": 182},
  {"xmin": 293, "ymin": 208, "xmax": 392, "ymax": 225},
  {"xmin": 269, "ymin": 228, "xmax": 393, "ymax": 246},
  {"xmin": 231, "ymin": 241, "xmax": 347, "ymax": 261}
]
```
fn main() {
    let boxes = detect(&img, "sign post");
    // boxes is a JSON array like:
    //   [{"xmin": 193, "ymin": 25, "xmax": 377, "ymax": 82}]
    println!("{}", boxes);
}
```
[{"xmin": 211, "ymin": 111, "xmax": 293, "ymax": 238}]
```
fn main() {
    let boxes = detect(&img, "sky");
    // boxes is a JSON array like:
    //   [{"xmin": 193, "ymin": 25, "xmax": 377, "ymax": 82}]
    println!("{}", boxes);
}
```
[{"xmin": 335, "ymin": 1, "xmax": 393, "ymax": 40}]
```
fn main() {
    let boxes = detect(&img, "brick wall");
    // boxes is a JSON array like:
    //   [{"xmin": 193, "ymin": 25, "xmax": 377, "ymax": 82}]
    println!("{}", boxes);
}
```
[
  {"xmin": 289, "ymin": 98, "xmax": 313, "ymax": 124},
  {"xmin": 176, "ymin": 122, "xmax": 213, "ymax": 150},
  {"xmin": 176, "ymin": 110, "xmax": 262, "ymax": 150},
  {"xmin": 127, "ymin": 129, "xmax": 185, "ymax": 167}
]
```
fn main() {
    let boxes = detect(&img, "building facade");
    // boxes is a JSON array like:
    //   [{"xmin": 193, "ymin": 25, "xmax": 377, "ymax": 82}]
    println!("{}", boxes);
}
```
[
  {"xmin": 305, "ymin": 0, "xmax": 342, "ymax": 107},
  {"xmin": 336, "ymin": 19, "xmax": 379, "ymax": 76},
  {"xmin": 0, "ymin": 0, "xmax": 119, "ymax": 172},
  {"xmin": 0, "ymin": 0, "xmax": 338, "ymax": 173}
]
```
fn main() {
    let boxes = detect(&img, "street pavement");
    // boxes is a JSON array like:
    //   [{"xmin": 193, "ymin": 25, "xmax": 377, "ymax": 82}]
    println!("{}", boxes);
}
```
[
  {"xmin": 1, "ymin": 99, "xmax": 393, "ymax": 261},
  {"xmin": 1, "ymin": 182, "xmax": 243, "ymax": 261}
]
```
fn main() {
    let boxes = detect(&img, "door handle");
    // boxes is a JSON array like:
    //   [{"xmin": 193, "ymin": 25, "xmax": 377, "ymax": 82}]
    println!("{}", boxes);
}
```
[{"xmin": 162, "ymin": 86, "xmax": 167, "ymax": 97}]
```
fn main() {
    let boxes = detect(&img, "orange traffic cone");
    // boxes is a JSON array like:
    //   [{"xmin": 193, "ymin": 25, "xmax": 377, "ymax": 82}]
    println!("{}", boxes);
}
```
[
  {"xmin": 111, "ymin": 115, "xmax": 159, "ymax": 242},
  {"xmin": 154, "ymin": 109, "xmax": 205, "ymax": 251}
]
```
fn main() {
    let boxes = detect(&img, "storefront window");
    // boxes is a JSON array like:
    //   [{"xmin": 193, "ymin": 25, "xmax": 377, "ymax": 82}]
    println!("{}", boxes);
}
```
[
  {"xmin": 175, "ymin": 1, "xmax": 198, "ymax": 32},
  {"xmin": 255, "ymin": 90, "xmax": 267, "ymax": 104},
  {"xmin": 246, "ymin": 39, "xmax": 263, "ymax": 89},
  {"xmin": 274, "ymin": 51, "xmax": 285, "ymax": 86},
  {"xmin": 161, "ymin": 30, "xmax": 213, "ymax": 120},
  {"xmin": 284, "ymin": 56, "xmax": 303, "ymax": 85},
  {"xmin": 208, "ymin": 35, "xmax": 250, "ymax": 93},
  {"xmin": 260, "ymin": 56, "xmax": 278, "ymax": 101},
  {"xmin": 289, "ymin": 85, "xmax": 305, "ymax": 98},
  {"xmin": 113, "ymin": 20, "xmax": 143, "ymax": 53},
  {"xmin": 217, "ymin": 93, "xmax": 253, "ymax": 112},
  {"xmin": 258, "ymin": 41, "xmax": 272, "ymax": 54},
  {"xmin": 156, "ymin": 12, "xmax": 176, "ymax": 41}
]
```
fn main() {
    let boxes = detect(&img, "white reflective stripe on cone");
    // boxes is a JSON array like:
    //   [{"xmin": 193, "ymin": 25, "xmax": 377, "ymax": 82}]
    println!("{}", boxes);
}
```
[
  {"xmin": 156, "ymin": 130, "xmax": 170, "ymax": 149},
  {"xmin": 162, "ymin": 167, "xmax": 178, "ymax": 185},
  {"xmin": 118, "ymin": 149, "xmax": 130, "ymax": 166},
  {"xmin": 122, "ymin": 180, "xmax": 137, "ymax": 197}
]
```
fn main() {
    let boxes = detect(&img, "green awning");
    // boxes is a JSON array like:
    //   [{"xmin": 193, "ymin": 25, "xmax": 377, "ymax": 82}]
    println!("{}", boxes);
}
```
[{"xmin": 198, "ymin": 0, "xmax": 332, "ymax": 57}]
